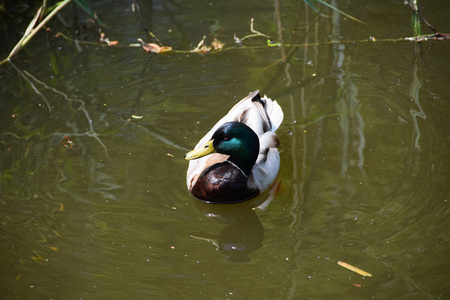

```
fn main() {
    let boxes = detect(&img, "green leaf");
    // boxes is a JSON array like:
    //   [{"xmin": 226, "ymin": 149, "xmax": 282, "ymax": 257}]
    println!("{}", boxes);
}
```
[
  {"xmin": 411, "ymin": 12, "xmax": 421, "ymax": 36},
  {"xmin": 410, "ymin": 0, "xmax": 421, "ymax": 36}
]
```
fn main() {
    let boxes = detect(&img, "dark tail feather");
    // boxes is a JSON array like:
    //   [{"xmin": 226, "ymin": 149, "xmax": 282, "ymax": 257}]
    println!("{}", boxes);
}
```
[{"xmin": 250, "ymin": 90, "xmax": 271, "ymax": 131}]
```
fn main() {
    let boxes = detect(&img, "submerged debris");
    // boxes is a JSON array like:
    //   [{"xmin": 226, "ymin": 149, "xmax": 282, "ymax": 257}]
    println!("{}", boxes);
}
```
[
  {"xmin": 211, "ymin": 38, "xmax": 225, "ymax": 51},
  {"xmin": 191, "ymin": 36, "xmax": 225, "ymax": 54},
  {"xmin": 191, "ymin": 36, "xmax": 211, "ymax": 53},
  {"xmin": 99, "ymin": 31, "xmax": 118, "ymax": 46},
  {"xmin": 62, "ymin": 136, "xmax": 74, "ymax": 149}
]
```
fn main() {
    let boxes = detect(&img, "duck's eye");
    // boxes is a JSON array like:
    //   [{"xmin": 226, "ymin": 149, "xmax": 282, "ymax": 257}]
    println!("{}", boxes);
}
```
[{"xmin": 223, "ymin": 134, "xmax": 230, "ymax": 141}]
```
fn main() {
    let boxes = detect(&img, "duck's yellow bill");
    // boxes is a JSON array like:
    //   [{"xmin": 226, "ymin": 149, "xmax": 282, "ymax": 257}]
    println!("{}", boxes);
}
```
[{"xmin": 184, "ymin": 140, "xmax": 215, "ymax": 160}]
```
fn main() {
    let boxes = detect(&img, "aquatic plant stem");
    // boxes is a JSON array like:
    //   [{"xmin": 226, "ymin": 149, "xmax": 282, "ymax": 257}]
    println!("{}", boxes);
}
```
[
  {"xmin": 409, "ymin": 0, "xmax": 421, "ymax": 36},
  {"xmin": 21, "ymin": 0, "xmax": 72, "ymax": 47},
  {"xmin": 404, "ymin": 1, "xmax": 438, "ymax": 35},
  {"xmin": 6, "ymin": 5, "xmax": 43, "ymax": 60},
  {"xmin": 0, "ymin": 0, "xmax": 72, "ymax": 65}
]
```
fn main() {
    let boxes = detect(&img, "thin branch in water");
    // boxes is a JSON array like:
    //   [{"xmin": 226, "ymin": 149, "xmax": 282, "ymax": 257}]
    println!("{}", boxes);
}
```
[
  {"xmin": 234, "ymin": 18, "xmax": 273, "ymax": 44},
  {"xmin": 250, "ymin": 18, "xmax": 271, "ymax": 38},
  {"xmin": 145, "ymin": 29, "xmax": 163, "ymax": 45},
  {"xmin": 192, "ymin": 35, "xmax": 207, "ymax": 50},
  {"xmin": 3, "ymin": 6, "xmax": 448, "ymax": 64},
  {"xmin": 191, "ymin": 36, "xmax": 211, "ymax": 53}
]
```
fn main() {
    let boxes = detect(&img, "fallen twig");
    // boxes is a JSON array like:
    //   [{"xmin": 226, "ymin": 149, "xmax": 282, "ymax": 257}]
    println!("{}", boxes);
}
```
[{"xmin": 234, "ymin": 18, "xmax": 272, "ymax": 44}]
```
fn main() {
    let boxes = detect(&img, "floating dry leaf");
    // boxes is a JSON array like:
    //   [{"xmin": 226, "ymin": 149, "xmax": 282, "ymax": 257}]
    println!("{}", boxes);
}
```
[
  {"xmin": 106, "ymin": 40, "xmax": 119, "ymax": 46},
  {"xmin": 138, "ymin": 38, "xmax": 172, "ymax": 53},
  {"xmin": 143, "ymin": 43, "xmax": 161, "ymax": 53},
  {"xmin": 338, "ymin": 261, "xmax": 372, "ymax": 277}
]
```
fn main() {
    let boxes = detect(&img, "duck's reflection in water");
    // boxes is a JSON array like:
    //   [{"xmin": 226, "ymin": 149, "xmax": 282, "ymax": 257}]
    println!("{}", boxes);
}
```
[{"xmin": 190, "ymin": 181, "xmax": 280, "ymax": 262}]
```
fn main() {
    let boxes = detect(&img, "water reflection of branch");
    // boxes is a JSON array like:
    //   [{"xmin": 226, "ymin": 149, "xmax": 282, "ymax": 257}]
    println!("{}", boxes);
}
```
[
  {"xmin": 330, "ymin": 7, "xmax": 366, "ymax": 178},
  {"xmin": 408, "ymin": 44, "xmax": 426, "ymax": 160},
  {"xmin": 274, "ymin": 0, "xmax": 301, "ymax": 297},
  {"xmin": 10, "ymin": 62, "xmax": 52, "ymax": 113},
  {"xmin": 136, "ymin": 125, "xmax": 189, "ymax": 151},
  {"xmin": 22, "ymin": 70, "xmax": 85, "ymax": 107},
  {"xmin": 129, "ymin": 53, "xmax": 189, "ymax": 152},
  {"xmin": 9, "ymin": 62, "xmax": 110, "ymax": 159}
]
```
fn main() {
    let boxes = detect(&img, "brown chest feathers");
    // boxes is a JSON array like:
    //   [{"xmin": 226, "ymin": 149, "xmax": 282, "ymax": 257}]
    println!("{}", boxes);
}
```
[{"xmin": 191, "ymin": 161, "xmax": 259, "ymax": 203}]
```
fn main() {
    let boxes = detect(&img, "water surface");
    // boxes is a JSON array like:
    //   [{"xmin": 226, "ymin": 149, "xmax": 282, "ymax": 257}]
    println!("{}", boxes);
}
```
[{"xmin": 1, "ymin": 0, "xmax": 449, "ymax": 299}]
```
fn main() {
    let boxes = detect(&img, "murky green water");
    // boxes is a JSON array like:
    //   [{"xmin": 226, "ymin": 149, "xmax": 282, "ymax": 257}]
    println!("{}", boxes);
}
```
[{"xmin": 1, "ymin": 0, "xmax": 450, "ymax": 299}]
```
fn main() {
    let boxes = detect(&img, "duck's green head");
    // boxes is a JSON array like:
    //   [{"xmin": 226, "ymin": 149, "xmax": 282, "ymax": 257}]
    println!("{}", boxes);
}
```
[{"xmin": 185, "ymin": 122, "xmax": 259, "ymax": 176}]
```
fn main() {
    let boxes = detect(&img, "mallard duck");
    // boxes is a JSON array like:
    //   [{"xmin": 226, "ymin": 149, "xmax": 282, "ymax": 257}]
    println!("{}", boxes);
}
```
[{"xmin": 185, "ymin": 90, "xmax": 284, "ymax": 203}]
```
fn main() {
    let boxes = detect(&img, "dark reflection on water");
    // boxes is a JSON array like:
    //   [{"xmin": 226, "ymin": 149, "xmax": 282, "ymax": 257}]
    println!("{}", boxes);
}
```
[
  {"xmin": 191, "ymin": 184, "xmax": 279, "ymax": 263},
  {"xmin": 1, "ymin": 0, "xmax": 450, "ymax": 299},
  {"xmin": 192, "ymin": 200, "xmax": 264, "ymax": 263}
]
